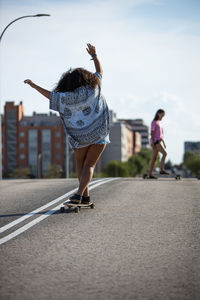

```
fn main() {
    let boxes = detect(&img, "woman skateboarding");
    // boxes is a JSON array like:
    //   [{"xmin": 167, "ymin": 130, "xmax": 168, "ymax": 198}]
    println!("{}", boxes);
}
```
[
  {"xmin": 148, "ymin": 109, "xmax": 169, "ymax": 179},
  {"xmin": 24, "ymin": 43, "xmax": 110, "ymax": 204}
]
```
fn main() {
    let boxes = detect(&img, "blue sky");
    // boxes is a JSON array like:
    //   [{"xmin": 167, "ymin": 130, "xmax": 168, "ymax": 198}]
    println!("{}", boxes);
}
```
[
  {"xmin": 0, "ymin": 0, "xmax": 200, "ymax": 164},
  {"xmin": 132, "ymin": 0, "xmax": 200, "ymax": 21}
]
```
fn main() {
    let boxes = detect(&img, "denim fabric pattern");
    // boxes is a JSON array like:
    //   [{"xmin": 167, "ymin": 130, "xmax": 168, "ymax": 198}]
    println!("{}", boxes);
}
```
[{"xmin": 95, "ymin": 134, "xmax": 110, "ymax": 145}]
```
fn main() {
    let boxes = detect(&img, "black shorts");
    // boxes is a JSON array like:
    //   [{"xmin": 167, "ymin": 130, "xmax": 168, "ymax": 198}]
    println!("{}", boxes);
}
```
[{"xmin": 154, "ymin": 139, "xmax": 161, "ymax": 145}]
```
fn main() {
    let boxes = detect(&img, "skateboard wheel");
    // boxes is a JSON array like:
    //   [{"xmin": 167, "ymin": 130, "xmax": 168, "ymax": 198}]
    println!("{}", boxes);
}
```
[
  {"xmin": 74, "ymin": 207, "xmax": 79, "ymax": 213},
  {"xmin": 90, "ymin": 203, "xmax": 95, "ymax": 209},
  {"xmin": 60, "ymin": 207, "xmax": 65, "ymax": 213}
]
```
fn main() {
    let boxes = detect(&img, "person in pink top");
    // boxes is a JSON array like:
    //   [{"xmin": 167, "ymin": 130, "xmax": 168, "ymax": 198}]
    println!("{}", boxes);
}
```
[{"xmin": 149, "ymin": 109, "xmax": 169, "ymax": 179}]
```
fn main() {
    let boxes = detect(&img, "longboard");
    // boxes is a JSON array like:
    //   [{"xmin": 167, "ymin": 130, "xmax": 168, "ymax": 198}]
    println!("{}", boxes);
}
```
[
  {"xmin": 174, "ymin": 174, "xmax": 181, "ymax": 180},
  {"xmin": 143, "ymin": 174, "xmax": 157, "ymax": 180},
  {"xmin": 143, "ymin": 173, "xmax": 181, "ymax": 180},
  {"xmin": 60, "ymin": 202, "xmax": 95, "ymax": 213}
]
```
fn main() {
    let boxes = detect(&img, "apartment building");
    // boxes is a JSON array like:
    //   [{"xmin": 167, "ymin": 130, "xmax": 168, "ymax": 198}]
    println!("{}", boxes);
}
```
[
  {"xmin": 119, "ymin": 118, "xmax": 149, "ymax": 148},
  {"xmin": 101, "ymin": 121, "xmax": 135, "ymax": 170},
  {"xmin": 2, "ymin": 101, "xmax": 67, "ymax": 177},
  {"xmin": 133, "ymin": 131, "xmax": 142, "ymax": 154}
]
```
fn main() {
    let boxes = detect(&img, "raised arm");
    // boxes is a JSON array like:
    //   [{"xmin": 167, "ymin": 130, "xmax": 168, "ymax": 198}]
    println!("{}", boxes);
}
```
[
  {"xmin": 24, "ymin": 79, "xmax": 50, "ymax": 99},
  {"xmin": 86, "ymin": 43, "xmax": 103, "ymax": 76}
]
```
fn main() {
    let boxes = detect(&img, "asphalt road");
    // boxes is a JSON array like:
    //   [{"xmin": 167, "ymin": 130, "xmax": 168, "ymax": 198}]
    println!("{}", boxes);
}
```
[{"xmin": 0, "ymin": 178, "xmax": 199, "ymax": 300}]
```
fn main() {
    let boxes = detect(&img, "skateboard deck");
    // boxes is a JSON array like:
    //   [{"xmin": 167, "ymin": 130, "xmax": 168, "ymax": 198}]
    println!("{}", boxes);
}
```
[
  {"xmin": 174, "ymin": 174, "xmax": 181, "ymax": 180},
  {"xmin": 143, "ymin": 174, "xmax": 157, "ymax": 179},
  {"xmin": 143, "ymin": 173, "xmax": 182, "ymax": 180},
  {"xmin": 60, "ymin": 201, "xmax": 95, "ymax": 213}
]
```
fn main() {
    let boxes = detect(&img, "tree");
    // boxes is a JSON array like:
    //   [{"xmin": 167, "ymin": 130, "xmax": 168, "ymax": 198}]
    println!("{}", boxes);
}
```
[
  {"xmin": 183, "ymin": 151, "xmax": 197, "ymax": 166},
  {"xmin": 128, "ymin": 155, "xmax": 146, "ymax": 176},
  {"xmin": 184, "ymin": 151, "xmax": 200, "ymax": 179},
  {"xmin": 138, "ymin": 149, "xmax": 153, "ymax": 165},
  {"xmin": 104, "ymin": 160, "xmax": 129, "ymax": 177},
  {"xmin": 188, "ymin": 156, "xmax": 200, "ymax": 179},
  {"xmin": 184, "ymin": 151, "xmax": 193, "ymax": 164}
]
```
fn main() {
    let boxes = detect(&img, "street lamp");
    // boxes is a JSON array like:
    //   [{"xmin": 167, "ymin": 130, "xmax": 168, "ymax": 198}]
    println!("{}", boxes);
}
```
[
  {"xmin": 0, "ymin": 13, "xmax": 50, "ymax": 180},
  {"xmin": 0, "ymin": 14, "xmax": 50, "ymax": 42}
]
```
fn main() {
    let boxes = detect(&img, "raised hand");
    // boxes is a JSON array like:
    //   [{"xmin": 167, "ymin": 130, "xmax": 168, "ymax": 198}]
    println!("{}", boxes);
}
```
[
  {"xmin": 86, "ymin": 43, "xmax": 102, "ymax": 75},
  {"xmin": 86, "ymin": 43, "xmax": 96, "ymax": 57},
  {"xmin": 24, "ymin": 79, "xmax": 35, "ymax": 88}
]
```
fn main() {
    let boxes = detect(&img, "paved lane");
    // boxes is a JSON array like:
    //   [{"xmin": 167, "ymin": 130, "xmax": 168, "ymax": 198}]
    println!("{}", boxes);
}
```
[
  {"xmin": 0, "ymin": 179, "xmax": 79, "ymax": 227},
  {"xmin": 0, "ymin": 178, "xmax": 199, "ymax": 300}
]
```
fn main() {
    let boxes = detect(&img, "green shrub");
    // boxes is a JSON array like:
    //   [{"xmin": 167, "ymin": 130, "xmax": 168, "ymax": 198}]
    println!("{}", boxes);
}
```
[
  {"xmin": 10, "ymin": 168, "xmax": 32, "ymax": 179},
  {"xmin": 104, "ymin": 160, "xmax": 129, "ymax": 177},
  {"xmin": 189, "ymin": 157, "xmax": 200, "ymax": 179},
  {"xmin": 104, "ymin": 149, "xmax": 162, "ymax": 178},
  {"xmin": 128, "ymin": 155, "xmax": 146, "ymax": 176},
  {"xmin": 184, "ymin": 151, "xmax": 200, "ymax": 179},
  {"xmin": 93, "ymin": 172, "xmax": 107, "ymax": 178},
  {"xmin": 44, "ymin": 164, "xmax": 63, "ymax": 178}
]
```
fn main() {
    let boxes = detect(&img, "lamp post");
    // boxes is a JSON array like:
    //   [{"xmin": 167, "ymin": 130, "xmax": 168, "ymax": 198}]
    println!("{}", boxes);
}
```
[{"xmin": 0, "ymin": 13, "xmax": 50, "ymax": 180}]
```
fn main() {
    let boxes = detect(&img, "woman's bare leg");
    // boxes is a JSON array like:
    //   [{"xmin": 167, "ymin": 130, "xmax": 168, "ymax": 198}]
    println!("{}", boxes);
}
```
[
  {"xmin": 74, "ymin": 146, "xmax": 89, "ymax": 197},
  {"xmin": 149, "ymin": 145, "xmax": 158, "ymax": 176},
  {"xmin": 156, "ymin": 143, "xmax": 167, "ymax": 171},
  {"xmin": 77, "ymin": 144, "xmax": 106, "ymax": 196}
]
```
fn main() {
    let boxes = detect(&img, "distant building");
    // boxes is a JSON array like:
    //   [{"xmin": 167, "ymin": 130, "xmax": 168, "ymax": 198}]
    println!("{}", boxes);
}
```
[
  {"xmin": 101, "ymin": 121, "xmax": 134, "ymax": 170},
  {"xmin": 2, "ymin": 101, "xmax": 25, "ymax": 175},
  {"xmin": 119, "ymin": 118, "xmax": 149, "ymax": 148},
  {"xmin": 97, "ymin": 112, "xmax": 142, "ymax": 171},
  {"xmin": 133, "ymin": 131, "xmax": 142, "ymax": 154},
  {"xmin": 109, "ymin": 110, "xmax": 117, "ymax": 125},
  {"xmin": 2, "ymin": 101, "xmax": 72, "ymax": 177},
  {"xmin": 184, "ymin": 141, "xmax": 200, "ymax": 153}
]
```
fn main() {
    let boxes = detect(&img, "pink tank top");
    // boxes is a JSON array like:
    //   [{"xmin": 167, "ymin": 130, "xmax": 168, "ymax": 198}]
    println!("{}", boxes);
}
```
[{"xmin": 151, "ymin": 120, "xmax": 164, "ymax": 143}]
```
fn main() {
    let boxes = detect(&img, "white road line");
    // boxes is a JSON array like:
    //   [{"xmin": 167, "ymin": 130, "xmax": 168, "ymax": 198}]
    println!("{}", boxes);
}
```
[
  {"xmin": 0, "ymin": 178, "xmax": 107, "ymax": 234},
  {"xmin": 0, "ymin": 178, "xmax": 118, "ymax": 245}
]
